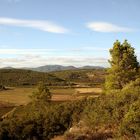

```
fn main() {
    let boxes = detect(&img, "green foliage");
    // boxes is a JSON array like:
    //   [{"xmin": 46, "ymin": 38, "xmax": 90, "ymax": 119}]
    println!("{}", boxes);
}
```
[
  {"xmin": 120, "ymin": 100, "xmax": 140, "ymax": 138},
  {"xmin": 118, "ymin": 78, "xmax": 140, "ymax": 138},
  {"xmin": 82, "ymin": 77, "xmax": 140, "ymax": 139},
  {"xmin": 83, "ymin": 95, "xmax": 116, "ymax": 131},
  {"xmin": 105, "ymin": 40, "xmax": 139, "ymax": 92},
  {"xmin": 0, "ymin": 99, "xmax": 87, "ymax": 140},
  {"xmin": 0, "ymin": 40, "xmax": 139, "ymax": 139},
  {"xmin": 0, "ymin": 83, "xmax": 139, "ymax": 139},
  {"xmin": 30, "ymin": 82, "xmax": 52, "ymax": 103},
  {"xmin": 122, "ymin": 77, "xmax": 140, "ymax": 93}
]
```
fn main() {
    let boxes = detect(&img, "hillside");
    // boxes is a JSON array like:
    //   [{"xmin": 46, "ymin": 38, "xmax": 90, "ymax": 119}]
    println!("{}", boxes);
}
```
[
  {"xmin": 30, "ymin": 65, "xmax": 77, "ymax": 72},
  {"xmin": 51, "ymin": 69, "xmax": 106, "ymax": 87},
  {"xmin": 0, "ymin": 69, "xmax": 67, "ymax": 87},
  {"xmin": 29, "ymin": 65, "xmax": 104, "ymax": 72},
  {"xmin": 1, "ymin": 65, "xmax": 104, "ymax": 72},
  {"xmin": 0, "ymin": 68, "xmax": 106, "ymax": 87}
]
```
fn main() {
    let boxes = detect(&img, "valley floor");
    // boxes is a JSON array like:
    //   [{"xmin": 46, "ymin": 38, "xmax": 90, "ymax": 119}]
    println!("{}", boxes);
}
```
[{"xmin": 0, "ymin": 86, "xmax": 102, "ymax": 117}]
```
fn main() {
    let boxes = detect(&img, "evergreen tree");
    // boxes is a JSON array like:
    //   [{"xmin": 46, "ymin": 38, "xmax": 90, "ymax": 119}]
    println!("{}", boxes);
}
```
[
  {"xmin": 105, "ymin": 40, "xmax": 139, "ymax": 92},
  {"xmin": 31, "ymin": 81, "xmax": 52, "ymax": 102}
]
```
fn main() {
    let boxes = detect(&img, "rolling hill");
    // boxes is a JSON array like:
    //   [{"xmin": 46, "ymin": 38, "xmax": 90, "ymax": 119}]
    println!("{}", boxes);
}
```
[
  {"xmin": 51, "ymin": 69, "xmax": 106, "ymax": 87},
  {"xmin": 30, "ymin": 65, "xmax": 77, "ymax": 72},
  {"xmin": 1, "ymin": 65, "xmax": 104, "ymax": 72},
  {"xmin": 0, "ymin": 69, "xmax": 67, "ymax": 87}
]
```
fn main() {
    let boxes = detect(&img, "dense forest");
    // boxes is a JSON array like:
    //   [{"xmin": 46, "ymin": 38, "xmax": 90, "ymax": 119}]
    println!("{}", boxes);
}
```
[{"xmin": 0, "ymin": 40, "xmax": 140, "ymax": 140}]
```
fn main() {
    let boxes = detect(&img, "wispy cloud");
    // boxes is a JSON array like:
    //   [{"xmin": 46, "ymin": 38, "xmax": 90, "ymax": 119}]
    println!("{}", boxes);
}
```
[
  {"xmin": 0, "ymin": 49, "xmax": 58, "ymax": 55},
  {"xmin": 71, "ymin": 47, "xmax": 109, "ymax": 52},
  {"xmin": 1, "ymin": 0, "xmax": 21, "ymax": 3},
  {"xmin": 0, "ymin": 48, "xmax": 109, "ymax": 67},
  {"xmin": 0, "ymin": 17, "xmax": 69, "ymax": 33},
  {"xmin": 7, "ymin": 0, "xmax": 21, "ymax": 3},
  {"xmin": 0, "ymin": 55, "xmax": 108, "ymax": 68},
  {"xmin": 0, "ymin": 47, "xmax": 108, "ymax": 55},
  {"xmin": 86, "ymin": 22, "xmax": 134, "ymax": 33}
]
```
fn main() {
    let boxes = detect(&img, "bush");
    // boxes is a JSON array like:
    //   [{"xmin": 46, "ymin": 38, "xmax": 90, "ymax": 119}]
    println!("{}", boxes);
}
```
[
  {"xmin": 0, "ymin": 78, "xmax": 139, "ymax": 139},
  {"xmin": 82, "ymin": 78, "xmax": 140, "ymax": 139},
  {"xmin": 30, "ymin": 81, "xmax": 52, "ymax": 103},
  {"xmin": 120, "ymin": 100, "xmax": 140, "ymax": 138},
  {"xmin": 0, "ymin": 99, "xmax": 87, "ymax": 140}
]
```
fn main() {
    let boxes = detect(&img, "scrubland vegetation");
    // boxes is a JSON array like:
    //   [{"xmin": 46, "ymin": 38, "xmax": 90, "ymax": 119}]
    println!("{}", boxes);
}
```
[
  {"xmin": 51, "ymin": 69, "xmax": 105, "ymax": 87},
  {"xmin": 0, "ymin": 69, "xmax": 68, "ymax": 87},
  {"xmin": 0, "ymin": 40, "xmax": 140, "ymax": 140}
]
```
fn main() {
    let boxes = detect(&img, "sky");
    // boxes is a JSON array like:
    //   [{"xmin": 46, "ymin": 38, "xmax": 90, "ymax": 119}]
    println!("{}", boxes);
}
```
[{"xmin": 0, "ymin": 0, "xmax": 140, "ymax": 68}]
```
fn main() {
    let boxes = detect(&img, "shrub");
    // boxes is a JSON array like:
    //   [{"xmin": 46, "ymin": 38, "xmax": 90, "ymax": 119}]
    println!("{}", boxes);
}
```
[
  {"xmin": 0, "ymin": 99, "xmax": 87, "ymax": 140},
  {"xmin": 120, "ymin": 100, "xmax": 140, "ymax": 138}
]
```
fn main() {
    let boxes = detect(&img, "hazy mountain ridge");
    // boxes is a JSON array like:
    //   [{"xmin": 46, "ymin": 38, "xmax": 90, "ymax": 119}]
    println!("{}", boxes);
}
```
[{"xmin": 1, "ymin": 65, "xmax": 104, "ymax": 72}]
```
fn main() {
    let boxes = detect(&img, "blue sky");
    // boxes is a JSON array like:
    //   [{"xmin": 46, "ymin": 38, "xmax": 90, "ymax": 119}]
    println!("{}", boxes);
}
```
[{"xmin": 0, "ymin": 0, "xmax": 140, "ymax": 67}]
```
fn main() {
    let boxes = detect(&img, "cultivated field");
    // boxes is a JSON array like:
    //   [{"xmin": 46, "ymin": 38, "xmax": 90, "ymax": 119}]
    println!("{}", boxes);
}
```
[
  {"xmin": 0, "ymin": 87, "xmax": 102, "ymax": 105},
  {"xmin": 0, "ymin": 87, "xmax": 32, "ymax": 105},
  {"xmin": 0, "ymin": 86, "xmax": 102, "ymax": 117}
]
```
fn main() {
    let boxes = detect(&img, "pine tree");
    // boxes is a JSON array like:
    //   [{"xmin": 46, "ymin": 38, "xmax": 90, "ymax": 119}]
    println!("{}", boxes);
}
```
[
  {"xmin": 105, "ymin": 40, "xmax": 139, "ymax": 92},
  {"xmin": 31, "ymin": 81, "xmax": 52, "ymax": 102}
]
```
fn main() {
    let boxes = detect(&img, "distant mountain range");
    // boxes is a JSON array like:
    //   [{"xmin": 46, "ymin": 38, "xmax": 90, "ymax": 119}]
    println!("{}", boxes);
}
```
[{"xmin": 1, "ymin": 65, "xmax": 104, "ymax": 72}]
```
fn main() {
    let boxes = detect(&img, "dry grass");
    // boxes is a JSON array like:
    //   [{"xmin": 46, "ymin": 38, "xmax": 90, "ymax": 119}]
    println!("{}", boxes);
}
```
[
  {"xmin": 0, "ymin": 87, "xmax": 102, "ymax": 105},
  {"xmin": 0, "ymin": 87, "xmax": 32, "ymax": 105},
  {"xmin": 75, "ymin": 87, "xmax": 102, "ymax": 94},
  {"xmin": 51, "ymin": 136, "xmax": 65, "ymax": 140},
  {"xmin": 0, "ymin": 86, "xmax": 102, "ymax": 120},
  {"xmin": 0, "ymin": 101, "xmax": 15, "ymax": 117}
]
